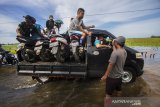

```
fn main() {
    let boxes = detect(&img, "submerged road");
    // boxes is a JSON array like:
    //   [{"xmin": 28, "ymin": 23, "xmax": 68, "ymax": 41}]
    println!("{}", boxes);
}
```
[
  {"xmin": 0, "ymin": 47, "xmax": 160, "ymax": 107},
  {"xmin": 0, "ymin": 64, "xmax": 160, "ymax": 107}
]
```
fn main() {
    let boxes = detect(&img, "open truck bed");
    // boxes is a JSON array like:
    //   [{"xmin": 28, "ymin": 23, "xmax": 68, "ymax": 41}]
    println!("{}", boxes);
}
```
[{"xmin": 17, "ymin": 61, "xmax": 87, "ymax": 78}]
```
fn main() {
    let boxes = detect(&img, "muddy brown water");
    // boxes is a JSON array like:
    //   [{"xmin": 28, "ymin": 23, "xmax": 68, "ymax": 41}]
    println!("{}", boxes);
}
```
[{"xmin": 0, "ymin": 47, "xmax": 160, "ymax": 107}]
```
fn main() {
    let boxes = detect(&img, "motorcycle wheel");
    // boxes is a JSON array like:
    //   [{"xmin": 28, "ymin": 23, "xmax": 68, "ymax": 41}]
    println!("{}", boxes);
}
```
[
  {"xmin": 79, "ymin": 47, "xmax": 85, "ymax": 62},
  {"xmin": 17, "ymin": 50, "xmax": 23, "ymax": 62},
  {"xmin": 0, "ymin": 60, "xmax": 2, "ymax": 66},
  {"xmin": 21, "ymin": 48, "xmax": 36, "ymax": 62},
  {"xmin": 55, "ymin": 45, "xmax": 66, "ymax": 63},
  {"xmin": 73, "ymin": 47, "xmax": 80, "ymax": 62},
  {"xmin": 11, "ymin": 59, "xmax": 18, "ymax": 65},
  {"xmin": 39, "ymin": 49, "xmax": 51, "ymax": 62}
]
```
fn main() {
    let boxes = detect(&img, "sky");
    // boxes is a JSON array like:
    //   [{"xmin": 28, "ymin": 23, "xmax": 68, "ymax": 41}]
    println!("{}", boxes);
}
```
[{"xmin": 0, "ymin": 0, "xmax": 160, "ymax": 44}]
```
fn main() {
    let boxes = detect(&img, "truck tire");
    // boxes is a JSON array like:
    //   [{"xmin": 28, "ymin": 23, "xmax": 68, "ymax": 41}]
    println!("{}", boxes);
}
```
[
  {"xmin": 33, "ymin": 76, "xmax": 51, "ymax": 84},
  {"xmin": 122, "ymin": 67, "xmax": 136, "ymax": 84}
]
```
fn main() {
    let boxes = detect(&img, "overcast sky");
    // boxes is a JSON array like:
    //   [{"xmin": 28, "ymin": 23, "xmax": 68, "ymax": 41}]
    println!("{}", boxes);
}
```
[{"xmin": 0, "ymin": 0, "xmax": 160, "ymax": 44}]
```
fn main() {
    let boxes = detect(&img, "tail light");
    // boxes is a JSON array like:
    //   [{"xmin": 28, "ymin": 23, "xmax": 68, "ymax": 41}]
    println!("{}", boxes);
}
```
[
  {"xmin": 50, "ymin": 37, "xmax": 57, "ymax": 42},
  {"xmin": 70, "ymin": 35, "xmax": 80, "ymax": 40}
]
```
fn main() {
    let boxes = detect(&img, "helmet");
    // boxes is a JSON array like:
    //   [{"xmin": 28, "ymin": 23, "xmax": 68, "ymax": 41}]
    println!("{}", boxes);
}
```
[{"xmin": 55, "ymin": 19, "xmax": 63, "ymax": 25}]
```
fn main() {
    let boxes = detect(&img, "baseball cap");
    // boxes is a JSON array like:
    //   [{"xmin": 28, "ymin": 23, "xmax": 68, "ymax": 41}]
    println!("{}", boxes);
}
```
[
  {"xmin": 23, "ymin": 15, "xmax": 32, "ymax": 20},
  {"xmin": 114, "ymin": 36, "xmax": 126, "ymax": 45}
]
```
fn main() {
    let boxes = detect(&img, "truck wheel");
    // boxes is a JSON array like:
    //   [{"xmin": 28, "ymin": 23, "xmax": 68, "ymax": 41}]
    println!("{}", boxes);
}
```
[
  {"xmin": 122, "ymin": 67, "xmax": 136, "ymax": 84},
  {"xmin": 33, "ymin": 76, "xmax": 51, "ymax": 84}
]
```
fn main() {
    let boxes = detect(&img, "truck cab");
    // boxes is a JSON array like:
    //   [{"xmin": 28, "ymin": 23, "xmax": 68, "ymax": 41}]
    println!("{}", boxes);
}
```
[
  {"xmin": 17, "ymin": 29, "xmax": 144, "ymax": 84},
  {"xmin": 87, "ymin": 29, "xmax": 144, "ymax": 83}
]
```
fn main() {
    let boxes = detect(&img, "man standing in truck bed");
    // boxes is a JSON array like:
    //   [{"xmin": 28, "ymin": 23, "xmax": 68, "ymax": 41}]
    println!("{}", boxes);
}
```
[{"xmin": 69, "ymin": 8, "xmax": 95, "ymax": 45}]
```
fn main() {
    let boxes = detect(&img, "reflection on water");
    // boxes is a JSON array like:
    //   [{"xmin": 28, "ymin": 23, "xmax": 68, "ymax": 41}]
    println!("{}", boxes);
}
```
[
  {"xmin": 132, "ymin": 46, "xmax": 160, "ymax": 65},
  {"xmin": 133, "ymin": 46, "xmax": 160, "ymax": 96},
  {"xmin": 0, "ymin": 69, "xmax": 155, "ymax": 107},
  {"xmin": 0, "ymin": 46, "xmax": 160, "ymax": 107}
]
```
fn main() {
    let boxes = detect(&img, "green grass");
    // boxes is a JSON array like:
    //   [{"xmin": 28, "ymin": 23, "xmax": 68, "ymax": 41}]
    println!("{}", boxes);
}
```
[
  {"xmin": 2, "ymin": 44, "xmax": 18, "ymax": 54},
  {"xmin": 126, "ymin": 38, "xmax": 160, "ymax": 47}
]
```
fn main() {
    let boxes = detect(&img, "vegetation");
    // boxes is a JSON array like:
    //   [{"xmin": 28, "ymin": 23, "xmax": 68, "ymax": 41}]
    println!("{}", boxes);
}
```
[
  {"xmin": 2, "ymin": 44, "xmax": 18, "ymax": 54},
  {"xmin": 150, "ymin": 35, "xmax": 160, "ymax": 38},
  {"xmin": 126, "ymin": 38, "xmax": 160, "ymax": 47}
]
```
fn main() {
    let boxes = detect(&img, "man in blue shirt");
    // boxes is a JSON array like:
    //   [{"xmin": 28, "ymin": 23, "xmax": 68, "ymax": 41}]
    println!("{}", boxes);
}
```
[{"xmin": 94, "ymin": 35, "xmax": 111, "ymax": 48}]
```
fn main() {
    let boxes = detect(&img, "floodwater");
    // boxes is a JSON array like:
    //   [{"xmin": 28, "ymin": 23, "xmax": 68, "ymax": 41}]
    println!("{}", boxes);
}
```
[{"xmin": 0, "ymin": 47, "xmax": 160, "ymax": 107}]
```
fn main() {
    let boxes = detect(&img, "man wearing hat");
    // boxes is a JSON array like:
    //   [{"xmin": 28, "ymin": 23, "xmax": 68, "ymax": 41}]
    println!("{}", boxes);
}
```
[
  {"xmin": 16, "ymin": 15, "xmax": 35, "ymax": 38},
  {"xmin": 16, "ymin": 15, "xmax": 42, "ymax": 42},
  {"xmin": 101, "ymin": 36, "xmax": 127, "ymax": 98}
]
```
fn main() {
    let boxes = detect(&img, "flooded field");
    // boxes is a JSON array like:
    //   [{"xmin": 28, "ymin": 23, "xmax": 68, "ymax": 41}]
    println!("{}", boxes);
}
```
[{"xmin": 0, "ymin": 46, "xmax": 160, "ymax": 107}]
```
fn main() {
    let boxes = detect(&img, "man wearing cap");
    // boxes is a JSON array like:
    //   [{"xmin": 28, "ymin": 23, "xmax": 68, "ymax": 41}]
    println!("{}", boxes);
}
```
[
  {"xmin": 16, "ymin": 15, "xmax": 39, "ymax": 38},
  {"xmin": 101, "ymin": 36, "xmax": 127, "ymax": 98},
  {"xmin": 16, "ymin": 15, "xmax": 43, "ymax": 42},
  {"xmin": 16, "ymin": 15, "xmax": 35, "ymax": 38},
  {"xmin": 46, "ymin": 15, "xmax": 55, "ymax": 35}
]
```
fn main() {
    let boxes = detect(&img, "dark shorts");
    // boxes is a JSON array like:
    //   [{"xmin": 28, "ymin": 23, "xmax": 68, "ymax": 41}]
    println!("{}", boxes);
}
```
[{"xmin": 106, "ymin": 77, "xmax": 122, "ymax": 95}]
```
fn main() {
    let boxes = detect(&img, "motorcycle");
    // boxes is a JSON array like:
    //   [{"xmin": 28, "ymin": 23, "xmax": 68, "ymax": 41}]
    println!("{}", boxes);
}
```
[
  {"xmin": 0, "ymin": 51, "xmax": 17, "ymax": 65},
  {"xmin": 49, "ymin": 34, "xmax": 70, "ymax": 63},
  {"xmin": 34, "ymin": 38, "xmax": 52, "ymax": 62},
  {"xmin": 16, "ymin": 37, "xmax": 37, "ymax": 62},
  {"xmin": 69, "ymin": 33, "xmax": 85, "ymax": 62}
]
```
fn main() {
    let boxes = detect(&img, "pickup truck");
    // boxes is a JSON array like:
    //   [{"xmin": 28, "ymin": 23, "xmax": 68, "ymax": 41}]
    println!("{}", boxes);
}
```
[{"xmin": 17, "ymin": 29, "xmax": 144, "ymax": 84}]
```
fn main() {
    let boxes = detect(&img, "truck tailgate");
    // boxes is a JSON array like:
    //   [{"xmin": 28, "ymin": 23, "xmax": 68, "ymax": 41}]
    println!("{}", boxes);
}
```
[{"xmin": 17, "ymin": 62, "xmax": 87, "ymax": 78}]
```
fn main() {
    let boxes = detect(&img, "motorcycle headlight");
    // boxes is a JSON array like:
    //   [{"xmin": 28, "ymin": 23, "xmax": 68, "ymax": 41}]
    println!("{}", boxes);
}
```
[{"xmin": 136, "ymin": 53, "xmax": 143, "ymax": 59}]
